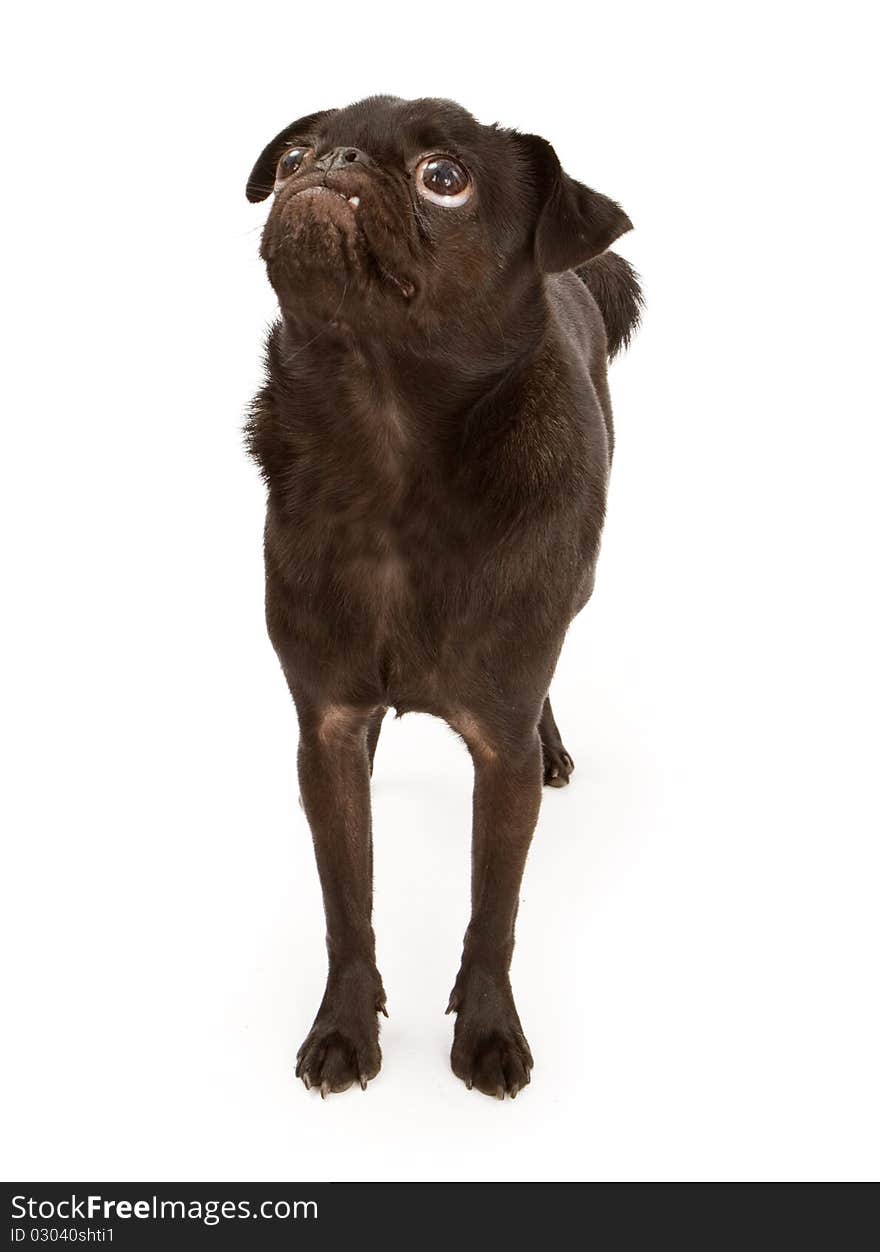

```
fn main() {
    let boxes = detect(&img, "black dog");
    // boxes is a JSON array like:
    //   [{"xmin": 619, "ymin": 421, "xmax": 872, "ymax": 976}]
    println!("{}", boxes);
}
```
[{"xmin": 245, "ymin": 95, "xmax": 641, "ymax": 1098}]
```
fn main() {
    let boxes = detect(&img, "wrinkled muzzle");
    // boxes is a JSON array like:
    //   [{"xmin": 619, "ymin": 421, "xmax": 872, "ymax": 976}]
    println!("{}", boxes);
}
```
[{"xmin": 260, "ymin": 166, "xmax": 421, "ymax": 310}]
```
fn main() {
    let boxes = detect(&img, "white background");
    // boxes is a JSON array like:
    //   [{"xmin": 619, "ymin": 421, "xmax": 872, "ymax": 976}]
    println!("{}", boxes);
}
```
[{"xmin": 2, "ymin": 1, "xmax": 878, "ymax": 1182}]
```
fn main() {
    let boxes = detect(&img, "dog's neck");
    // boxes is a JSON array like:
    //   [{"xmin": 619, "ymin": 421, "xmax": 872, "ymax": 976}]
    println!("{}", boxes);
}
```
[{"xmin": 274, "ymin": 276, "xmax": 549, "ymax": 436}]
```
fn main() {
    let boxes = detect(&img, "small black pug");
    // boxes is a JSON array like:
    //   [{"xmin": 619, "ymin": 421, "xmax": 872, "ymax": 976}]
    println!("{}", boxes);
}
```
[{"xmin": 245, "ymin": 95, "xmax": 641, "ymax": 1099}]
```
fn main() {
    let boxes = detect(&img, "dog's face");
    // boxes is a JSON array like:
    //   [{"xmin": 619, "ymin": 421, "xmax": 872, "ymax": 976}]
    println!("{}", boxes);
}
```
[{"xmin": 247, "ymin": 95, "xmax": 631, "ymax": 335}]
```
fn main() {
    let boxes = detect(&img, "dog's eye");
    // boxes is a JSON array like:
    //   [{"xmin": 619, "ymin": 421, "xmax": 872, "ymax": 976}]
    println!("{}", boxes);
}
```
[
  {"xmin": 415, "ymin": 155, "xmax": 472, "ymax": 207},
  {"xmin": 276, "ymin": 147, "xmax": 311, "ymax": 182}
]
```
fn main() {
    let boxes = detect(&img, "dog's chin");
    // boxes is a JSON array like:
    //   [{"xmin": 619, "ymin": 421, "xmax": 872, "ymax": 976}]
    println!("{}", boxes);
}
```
[{"xmin": 263, "ymin": 189, "xmax": 417, "ymax": 321}]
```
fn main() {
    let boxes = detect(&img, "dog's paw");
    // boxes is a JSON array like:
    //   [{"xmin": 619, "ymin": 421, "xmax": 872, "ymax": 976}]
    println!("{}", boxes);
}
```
[
  {"xmin": 447, "ymin": 968, "xmax": 533, "ymax": 1099},
  {"xmin": 296, "ymin": 1020, "xmax": 382, "ymax": 1096},
  {"xmin": 451, "ymin": 1025, "xmax": 533, "ymax": 1099},
  {"xmin": 542, "ymin": 742, "xmax": 574, "ymax": 787},
  {"xmin": 296, "ymin": 965, "xmax": 385, "ymax": 1096}
]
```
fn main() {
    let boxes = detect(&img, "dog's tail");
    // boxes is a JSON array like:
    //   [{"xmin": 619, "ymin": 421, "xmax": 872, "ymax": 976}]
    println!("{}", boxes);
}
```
[{"xmin": 576, "ymin": 251, "xmax": 643, "ymax": 360}]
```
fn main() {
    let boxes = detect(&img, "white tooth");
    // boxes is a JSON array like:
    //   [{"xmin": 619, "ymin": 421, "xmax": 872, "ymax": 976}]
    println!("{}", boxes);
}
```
[{"xmin": 348, "ymin": 195, "xmax": 360, "ymax": 207}]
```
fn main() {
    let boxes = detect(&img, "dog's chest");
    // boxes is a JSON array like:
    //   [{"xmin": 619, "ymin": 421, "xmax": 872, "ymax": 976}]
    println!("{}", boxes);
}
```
[
  {"xmin": 328, "ymin": 450, "xmax": 456, "ymax": 613},
  {"xmin": 296, "ymin": 409, "xmax": 475, "ymax": 638}
]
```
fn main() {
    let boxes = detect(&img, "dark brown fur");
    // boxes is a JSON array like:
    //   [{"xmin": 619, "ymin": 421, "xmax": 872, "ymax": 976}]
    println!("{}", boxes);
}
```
[{"xmin": 245, "ymin": 95, "xmax": 641, "ymax": 1098}]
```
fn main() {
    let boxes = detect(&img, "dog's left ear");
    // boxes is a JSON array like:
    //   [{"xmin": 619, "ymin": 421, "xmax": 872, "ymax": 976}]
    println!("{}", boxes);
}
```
[
  {"xmin": 517, "ymin": 133, "xmax": 632, "ymax": 273},
  {"xmin": 245, "ymin": 110, "xmax": 337, "ymax": 203}
]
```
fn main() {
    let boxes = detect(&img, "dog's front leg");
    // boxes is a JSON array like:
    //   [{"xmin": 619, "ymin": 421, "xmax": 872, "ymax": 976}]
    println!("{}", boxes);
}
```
[
  {"xmin": 293, "ymin": 702, "xmax": 386, "ymax": 1096},
  {"xmin": 447, "ymin": 720, "xmax": 542, "ymax": 1097}
]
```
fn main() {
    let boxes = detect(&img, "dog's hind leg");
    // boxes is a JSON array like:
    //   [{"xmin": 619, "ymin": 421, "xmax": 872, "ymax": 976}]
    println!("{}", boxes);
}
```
[{"xmin": 539, "ymin": 696, "xmax": 575, "ymax": 787}]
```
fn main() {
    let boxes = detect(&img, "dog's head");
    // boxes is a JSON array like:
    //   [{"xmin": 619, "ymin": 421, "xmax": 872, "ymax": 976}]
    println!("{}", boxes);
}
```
[{"xmin": 247, "ymin": 95, "xmax": 631, "ymax": 335}]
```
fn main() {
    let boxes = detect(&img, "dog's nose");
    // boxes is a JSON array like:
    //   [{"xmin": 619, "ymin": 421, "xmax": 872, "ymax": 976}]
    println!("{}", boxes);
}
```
[{"xmin": 316, "ymin": 147, "xmax": 374, "ymax": 172}]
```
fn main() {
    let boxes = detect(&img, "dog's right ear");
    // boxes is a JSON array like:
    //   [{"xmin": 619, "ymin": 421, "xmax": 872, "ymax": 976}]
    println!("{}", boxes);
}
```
[{"xmin": 245, "ymin": 110, "xmax": 337, "ymax": 203}]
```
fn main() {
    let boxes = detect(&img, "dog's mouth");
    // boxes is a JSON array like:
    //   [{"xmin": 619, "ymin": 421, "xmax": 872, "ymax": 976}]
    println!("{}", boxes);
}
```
[
  {"xmin": 268, "ymin": 174, "xmax": 418, "ymax": 303},
  {"xmin": 294, "ymin": 186, "xmax": 361, "ymax": 210}
]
